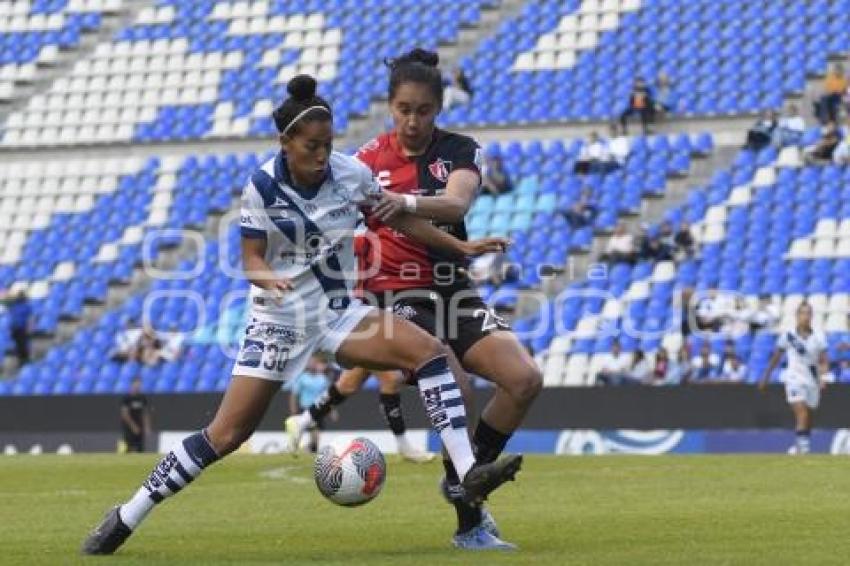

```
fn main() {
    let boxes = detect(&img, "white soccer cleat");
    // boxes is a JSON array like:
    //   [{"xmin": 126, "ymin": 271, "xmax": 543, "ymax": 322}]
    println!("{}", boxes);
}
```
[
  {"xmin": 399, "ymin": 446, "xmax": 436, "ymax": 463},
  {"xmin": 284, "ymin": 415, "xmax": 305, "ymax": 455}
]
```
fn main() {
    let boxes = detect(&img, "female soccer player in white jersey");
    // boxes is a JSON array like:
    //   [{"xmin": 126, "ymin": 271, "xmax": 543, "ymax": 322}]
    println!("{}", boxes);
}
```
[
  {"xmin": 759, "ymin": 302, "xmax": 829, "ymax": 454},
  {"xmin": 81, "ymin": 75, "xmax": 522, "ymax": 555}
]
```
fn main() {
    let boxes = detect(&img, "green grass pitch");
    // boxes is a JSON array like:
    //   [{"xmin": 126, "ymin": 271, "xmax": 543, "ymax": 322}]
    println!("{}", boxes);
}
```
[{"xmin": 1, "ymin": 454, "xmax": 849, "ymax": 565}]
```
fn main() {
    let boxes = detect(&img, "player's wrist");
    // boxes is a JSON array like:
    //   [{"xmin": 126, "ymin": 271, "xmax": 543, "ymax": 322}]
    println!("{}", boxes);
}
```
[{"xmin": 402, "ymin": 194, "xmax": 417, "ymax": 213}]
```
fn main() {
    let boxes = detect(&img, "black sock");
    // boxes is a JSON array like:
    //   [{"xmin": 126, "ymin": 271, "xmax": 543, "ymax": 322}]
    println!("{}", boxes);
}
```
[
  {"xmin": 378, "ymin": 393, "xmax": 406, "ymax": 436},
  {"xmin": 443, "ymin": 458, "xmax": 482, "ymax": 534},
  {"xmin": 473, "ymin": 418, "xmax": 512, "ymax": 464},
  {"xmin": 308, "ymin": 384, "xmax": 347, "ymax": 426}
]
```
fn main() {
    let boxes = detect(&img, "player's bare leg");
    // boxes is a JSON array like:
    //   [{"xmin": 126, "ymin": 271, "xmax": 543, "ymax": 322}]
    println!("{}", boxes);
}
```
[
  {"xmin": 373, "ymin": 370, "xmax": 436, "ymax": 462},
  {"xmin": 790, "ymin": 402, "xmax": 812, "ymax": 454},
  {"xmin": 335, "ymin": 310, "xmax": 522, "ymax": 507},
  {"xmin": 82, "ymin": 376, "xmax": 280, "ymax": 555}
]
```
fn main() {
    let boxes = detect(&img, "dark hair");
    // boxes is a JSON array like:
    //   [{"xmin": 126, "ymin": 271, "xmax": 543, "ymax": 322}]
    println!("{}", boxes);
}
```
[
  {"xmin": 272, "ymin": 74, "xmax": 332, "ymax": 136},
  {"xmin": 385, "ymin": 48, "xmax": 443, "ymax": 105}
]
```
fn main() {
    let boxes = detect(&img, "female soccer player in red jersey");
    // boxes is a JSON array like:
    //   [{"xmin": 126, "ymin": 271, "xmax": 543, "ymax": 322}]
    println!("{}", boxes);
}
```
[{"xmin": 288, "ymin": 49, "xmax": 542, "ymax": 550}]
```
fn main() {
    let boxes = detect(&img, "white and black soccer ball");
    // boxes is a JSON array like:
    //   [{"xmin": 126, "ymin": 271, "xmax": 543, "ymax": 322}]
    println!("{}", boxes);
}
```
[{"xmin": 314, "ymin": 437, "xmax": 386, "ymax": 506}]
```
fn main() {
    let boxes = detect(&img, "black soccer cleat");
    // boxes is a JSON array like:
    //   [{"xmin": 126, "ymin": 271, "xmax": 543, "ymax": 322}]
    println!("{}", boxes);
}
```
[
  {"xmin": 81, "ymin": 506, "xmax": 133, "ymax": 555},
  {"xmin": 460, "ymin": 454, "xmax": 523, "ymax": 505}
]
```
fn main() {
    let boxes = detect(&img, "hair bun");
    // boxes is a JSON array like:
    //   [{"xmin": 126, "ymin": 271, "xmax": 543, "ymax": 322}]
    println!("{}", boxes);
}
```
[
  {"xmin": 287, "ymin": 74, "xmax": 317, "ymax": 101},
  {"xmin": 406, "ymin": 48, "xmax": 439, "ymax": 67}
]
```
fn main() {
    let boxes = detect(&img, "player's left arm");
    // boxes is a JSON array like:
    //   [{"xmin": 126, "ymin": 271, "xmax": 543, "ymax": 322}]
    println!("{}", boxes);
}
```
[
  {"xmin": 373, "ymin": 170, "xmax": 479, "ymax": 224},
  {"xmin": 384, "ymin": 214, "xmax": 507, "ymax": 257}
]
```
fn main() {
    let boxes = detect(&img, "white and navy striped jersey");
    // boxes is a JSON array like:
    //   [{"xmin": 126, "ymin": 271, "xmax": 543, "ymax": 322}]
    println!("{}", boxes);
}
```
[
  {"xmin": 240, "ymin": 150, "xmax": 381, "ymax": 325},
  {"xmin": 776, "ymin": 327, "xmax": 826, "ymax": 384}
]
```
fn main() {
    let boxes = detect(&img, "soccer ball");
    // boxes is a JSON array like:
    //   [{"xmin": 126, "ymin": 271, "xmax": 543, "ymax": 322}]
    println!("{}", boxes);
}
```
[{"xmin": 314, "ymin": 437, "xmax": 386, "ymax": 506}]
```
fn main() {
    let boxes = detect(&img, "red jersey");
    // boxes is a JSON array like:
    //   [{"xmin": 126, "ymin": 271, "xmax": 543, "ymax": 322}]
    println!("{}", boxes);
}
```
[{"xmin": 355, "ymin": 129, "xmax": 483, "ymax": 292}]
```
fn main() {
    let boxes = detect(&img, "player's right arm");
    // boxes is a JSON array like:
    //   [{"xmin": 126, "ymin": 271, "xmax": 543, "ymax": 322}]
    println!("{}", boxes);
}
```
[{"xmin": 758, "ymin": 348, "xmax": 784, "ymax": 391}]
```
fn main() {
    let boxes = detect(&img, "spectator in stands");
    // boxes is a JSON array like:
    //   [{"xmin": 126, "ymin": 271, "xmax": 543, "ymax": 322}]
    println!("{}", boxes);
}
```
[
  {"xmin": 121, "ymin": 377, "xmax": 151, "ymax": 453},
  {"xmin": 562, "ymin": 188, "xmax": 598, "ymax": 229},
  {"xmin": 653, "ymin": 72, "xmax": 677, "ymax": 118},
  {"xmin": 666, "ymin": 346, "xmax": 692, "ymax": 385},
  {"xmin": 732, "ymin": 295, "xmax": 780, "ymax": 334},
  {"xmin": 287, "ymin": 354, "xmax": 332, "ymax": 453},
  {"xmin": 814, "ymin": 63, "xmax": 847, "ymax": 124},
  {"xmin": 157, "ymin": 326, "xmax": 185, "ymax": 363},
  {"xmin": 649, "ymin": 348, "xmax": 670, "ymax": 385},
  {"xmin": 111, "ymin": 319, "xmax": 143, "ymax": 362},
  {"xmin": 138, "ymin": 324, "xmax": 163, "ymax": 366},
  {"xmin": 690, "ymin": 343, "xmax": 721, "ymax": 381},
  {"xmin": 608, "ymin": 122, "xmax": 631, "ymax": 166},
  {"xmin": 719, "ymin": 352, "xmax": 747, "ymax": 383},
  {"xmin": 602, "ymin": 222, "xmax": 637, "ymax": 264},
  {"xmin": 773, "ymin": 104, "xmax": 806, "ymax": 147},
  {"xmin": 597, "ymin": 339, "xmax": 632, "ymax": 385},
  {"xmin": 744, "ymin": 109, "xmax": 778, "ymax": 151},
  {"xmin": 574, "ymin": 131, "xmax": 615, "ymax": 174},
  {"xmin": 694, "ymin": 290, "xmax": 723, "ymax": 332},
  {"xmin": 674, "ymin": 221, "xmax": 696, "ymax": 259},
  {"xmin": 442, "ymin": 67, "xmax": 472, "ymax": 110},
  {"xmin": 620, "ymin": 77, "xmax": 654, "ymax": 135},
  {"xmin": 1, "ymin": 290, "xmax": 32, "ymax": 366},
  {"xmin": 638, "ymin": 225, "xmax": 674, "ymax": 262},
  {"xmin": 627, "ymin": 350, "xmax": 652, "ymax": 384},
  {"xmin": 804, "ymin": 121, "xmax": 841, "ymax": 164},
  {"xmin": 832, "ymin": 125, "xmax": 850, "ymax": 165},
  {"xmin": 480, "ymin": 153, "xmax": 513, "ymax": 196},
  {"xmin": 680, "ymin": 287, "xmax": 695, "ymax": 338}
]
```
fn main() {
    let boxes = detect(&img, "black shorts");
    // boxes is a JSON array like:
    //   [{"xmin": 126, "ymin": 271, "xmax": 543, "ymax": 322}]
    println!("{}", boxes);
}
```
[{"xmin": 371, "ymin": 284, "xmax": 511, "ymax": 361}]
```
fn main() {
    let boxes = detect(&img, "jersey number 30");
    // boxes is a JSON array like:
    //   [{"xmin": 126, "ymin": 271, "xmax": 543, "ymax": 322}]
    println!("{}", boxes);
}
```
[{"xmin": 262, "ymin": 344, "xmax": 290, "ymax": 372}]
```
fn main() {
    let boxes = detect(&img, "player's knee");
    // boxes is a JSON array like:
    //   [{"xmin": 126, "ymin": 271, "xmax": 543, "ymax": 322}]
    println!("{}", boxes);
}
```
[
  {"xmin": 510, "ymin": 365, "xmax": 543, "ymax": 406},
  {"xmin": 409, "ymin": 336, "xmax": 448, "ymax": 373},
  {"xmin": 335, "ymin": 377, "xmax": 359, "ymax": 396}
]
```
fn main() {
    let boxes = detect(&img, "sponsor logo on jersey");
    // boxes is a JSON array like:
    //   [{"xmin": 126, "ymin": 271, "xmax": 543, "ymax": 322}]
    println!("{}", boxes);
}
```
[
  {"xmin": 248, "ymin": 324, "xmax": 302, "ymax": 345},
  {"xmin": 238, "ymin": 339, "xmax": 265, "ymax": 367},
  {"xmin": 270, "ymin": 197, "xmax": 291, "ymax": 209},
  {"xmin": 428, "ymin": 158, "xmax": 452, "ymax": 183}
]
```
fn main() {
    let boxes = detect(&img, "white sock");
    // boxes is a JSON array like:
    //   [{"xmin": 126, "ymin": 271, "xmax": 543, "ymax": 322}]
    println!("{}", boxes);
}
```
[
  {"xmin": 297, "ymin": 410, "xmax": 314, "ymax": 429},
  {"xmin": 796, "ymin": 431, "xmax": 811, "ymax": 454},
  {"xmin": 119, "ymin": 430, "xmax": 219, "ymax": 529},
  {"xmin": 414, "ymin": 355, "xmax": 475, "ymax": 479}
]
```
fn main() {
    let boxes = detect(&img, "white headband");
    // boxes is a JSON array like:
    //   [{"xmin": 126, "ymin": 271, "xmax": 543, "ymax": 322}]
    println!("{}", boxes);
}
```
[{"xmin": 281, "ymin": 105, "xmax": 331, "ymax": 136}]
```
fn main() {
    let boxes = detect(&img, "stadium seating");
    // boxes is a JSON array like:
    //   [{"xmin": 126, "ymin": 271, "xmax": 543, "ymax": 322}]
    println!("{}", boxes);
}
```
[
  {"xmin": 468, "ymin": 131, "xmax": 712, "ymax": 295},
  {"xmin": 0, "ymin": 0, "xmax": 497, "ymax": 146},
  {"xmin": 527, "ymin": 141, "xmax": 850, "ymax": 387},
  {"xmin": 0, "ymin": 152, "xmax": 242, "ymax": 334},
  {"xmin": 442, "ymin": 0, "xmax": 850, "ymax": 126},
  {"xmin": 9, "ymin": 0, "xmax": 848, "ymax": 146},
  {"xmin": 0, "ymin": 0, "xmax": 118, "ymax": 102},
  {"xmin": 2, "ymin": 0, "xmax": 850, "ymax": 398},
  {"xmin": 0, "ymin": 126, "xmax": 710, "ymax": 394}
]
